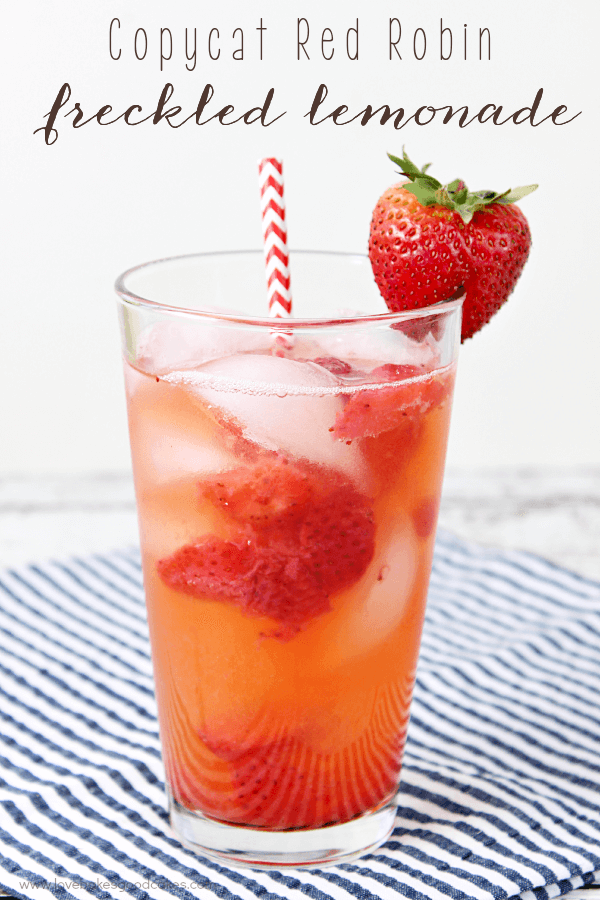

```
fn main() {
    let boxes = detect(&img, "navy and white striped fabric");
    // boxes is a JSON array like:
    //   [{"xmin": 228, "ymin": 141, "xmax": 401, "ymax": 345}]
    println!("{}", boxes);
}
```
[{"xmin": 1, "ymin": 531, "xmax": 599, "ymax": 900}]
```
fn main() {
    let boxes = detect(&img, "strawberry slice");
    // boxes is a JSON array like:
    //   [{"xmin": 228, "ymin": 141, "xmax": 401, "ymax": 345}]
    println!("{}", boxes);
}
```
[
  {"xmin": 201, "ymin": 457, "xmax": 315, "ymax": 535},
  {"xmin": 198, "ymin": 731, "xmax": 312, "ymax": 828},
  {"xmin": 157, "ymin": 537, "xmax": 331, "ymax": 639},
  {"xmin": 412, "ymin": 496, "xmax": 440, "ymax": 539},
  {"xmin": 311, "ymin": 356, "xmax": 355, "ymax": 376},
  {"xmin": 204, "ymin": 458, "xmax": 375, "ymax": 589},
  {"xmin": 298, "ymin": 482, "xmax": 375, "ymax": 593},
  {"xmin": 158, "ymin": 460, "xmax": 375, "ymax": 639},
  {"xmin": 334, "ymin": 364, "xmax": 448, "ymax": 441},
  {"xmin": 169, "ymin": 677, "xmax": 408, "ymax": 828}
]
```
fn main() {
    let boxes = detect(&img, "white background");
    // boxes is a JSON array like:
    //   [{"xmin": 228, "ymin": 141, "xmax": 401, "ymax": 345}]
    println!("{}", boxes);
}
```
[{"xmin": 1, "ymin": 0, "xmax": 599, "ymax": 475}]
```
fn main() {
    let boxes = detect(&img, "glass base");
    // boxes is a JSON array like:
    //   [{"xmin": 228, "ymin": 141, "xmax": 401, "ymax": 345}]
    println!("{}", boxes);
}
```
[{"xmin": 169, "ymin": 796, "xmax": 397, "ymax": 869}]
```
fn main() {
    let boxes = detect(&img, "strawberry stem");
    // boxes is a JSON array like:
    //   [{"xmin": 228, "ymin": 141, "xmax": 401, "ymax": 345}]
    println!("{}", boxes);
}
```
[{"xmin": 387, "ymin": 148, "xmax": 537, "ymax": 224}]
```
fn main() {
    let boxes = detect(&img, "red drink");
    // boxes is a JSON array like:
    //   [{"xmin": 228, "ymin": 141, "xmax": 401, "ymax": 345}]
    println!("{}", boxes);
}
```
[{"xmin": 117, "ymin": 251, "xmax": 462, "ymax": 866}]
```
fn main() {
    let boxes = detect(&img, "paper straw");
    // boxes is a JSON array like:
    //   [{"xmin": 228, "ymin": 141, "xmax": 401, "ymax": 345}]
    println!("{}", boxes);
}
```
[{"xmin": 258, "ymin": 158, "xmax": 293, "ymax": 350}]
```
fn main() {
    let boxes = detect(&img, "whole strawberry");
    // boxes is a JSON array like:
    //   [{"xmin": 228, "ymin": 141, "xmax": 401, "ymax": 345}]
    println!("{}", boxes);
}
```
[{"xmin": 368, "ymin": 150, "xmax": 537, "ymax": 341}]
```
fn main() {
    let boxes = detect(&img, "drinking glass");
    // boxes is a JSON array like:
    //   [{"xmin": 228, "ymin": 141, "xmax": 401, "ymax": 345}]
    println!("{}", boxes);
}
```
[{"xmin": 116, "ymin": 250, "xmax": 462, "ymax": 868}]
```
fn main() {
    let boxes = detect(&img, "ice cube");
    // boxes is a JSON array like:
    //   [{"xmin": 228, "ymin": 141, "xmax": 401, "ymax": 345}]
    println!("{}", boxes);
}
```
[
  {"xmin": 140, "ymin": 419, "xmax": 236, "ymax": 484},
  {"xmin": 125, "ymin": 361, "xmax": 237, "ymax": 485},
  {"xmin": 306, "ymin": 514, "xmax": 419, "ymax": 669},
  {"xmin": 136, "ymin": 320, "xmax": 271, "ymax": 376},
  {"xmin": 164, "ymin": 353, "xmax": 366, "ymax": 480},
  {"xmin": 313, "ymin": 324, "xmax": 438, "ymax": 370}
]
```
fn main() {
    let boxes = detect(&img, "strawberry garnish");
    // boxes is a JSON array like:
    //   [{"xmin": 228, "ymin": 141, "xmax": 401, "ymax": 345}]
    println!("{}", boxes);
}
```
[{"xmin": 368, "ymin": 149, "xmax": 537, "ymax": 341}]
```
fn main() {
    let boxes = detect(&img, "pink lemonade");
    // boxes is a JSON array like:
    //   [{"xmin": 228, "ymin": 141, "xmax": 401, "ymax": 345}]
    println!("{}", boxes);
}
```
[{"xmin": 124, "ymin": 346, "xmax": 456, "ymax": 831}]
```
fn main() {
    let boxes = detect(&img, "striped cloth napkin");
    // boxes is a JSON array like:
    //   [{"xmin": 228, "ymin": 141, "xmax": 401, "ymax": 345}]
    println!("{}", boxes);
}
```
[{"xmin": 1, "ymin": 532, "xmax": 599, "ymax": 900}]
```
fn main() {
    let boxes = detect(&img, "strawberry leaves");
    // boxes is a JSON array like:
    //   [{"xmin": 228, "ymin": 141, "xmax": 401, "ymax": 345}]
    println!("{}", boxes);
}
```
[
  {"xmin": 498, "ymin": 185, "xmax": 539, "ymax": 204},
  {"xmin": 387, "ymin": 149, "xmax": 537, "ymax": 224}
]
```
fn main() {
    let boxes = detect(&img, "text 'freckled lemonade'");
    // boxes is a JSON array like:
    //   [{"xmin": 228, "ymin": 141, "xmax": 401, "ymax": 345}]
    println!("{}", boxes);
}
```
[{"xmin": 117, "ymin": 251, "xmax": 462, "ymax": 867}]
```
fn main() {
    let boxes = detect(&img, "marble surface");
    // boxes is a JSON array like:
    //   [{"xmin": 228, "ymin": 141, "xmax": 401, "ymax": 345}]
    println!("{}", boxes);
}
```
[{"xmin": 0, "ymin": 468, "xmax": 598, "ymax": 580}]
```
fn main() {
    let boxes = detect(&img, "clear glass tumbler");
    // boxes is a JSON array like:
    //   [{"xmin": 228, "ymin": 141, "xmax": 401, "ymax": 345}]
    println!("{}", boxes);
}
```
[{"xmin": 116, "ymin": 250, "xmax": 462, "ymax": 868}]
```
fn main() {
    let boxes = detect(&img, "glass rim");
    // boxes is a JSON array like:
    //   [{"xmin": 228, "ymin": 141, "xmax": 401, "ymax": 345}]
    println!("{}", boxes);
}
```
[{"xmin": 115, "ymin": 249, "xmax": 464, "ymax": 329}]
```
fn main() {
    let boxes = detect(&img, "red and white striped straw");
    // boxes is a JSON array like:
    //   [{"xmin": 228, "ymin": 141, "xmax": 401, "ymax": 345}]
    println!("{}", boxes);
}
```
[{"xmin": 258, "ymin": 158, "xmax": 293, "ymax": 349}]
